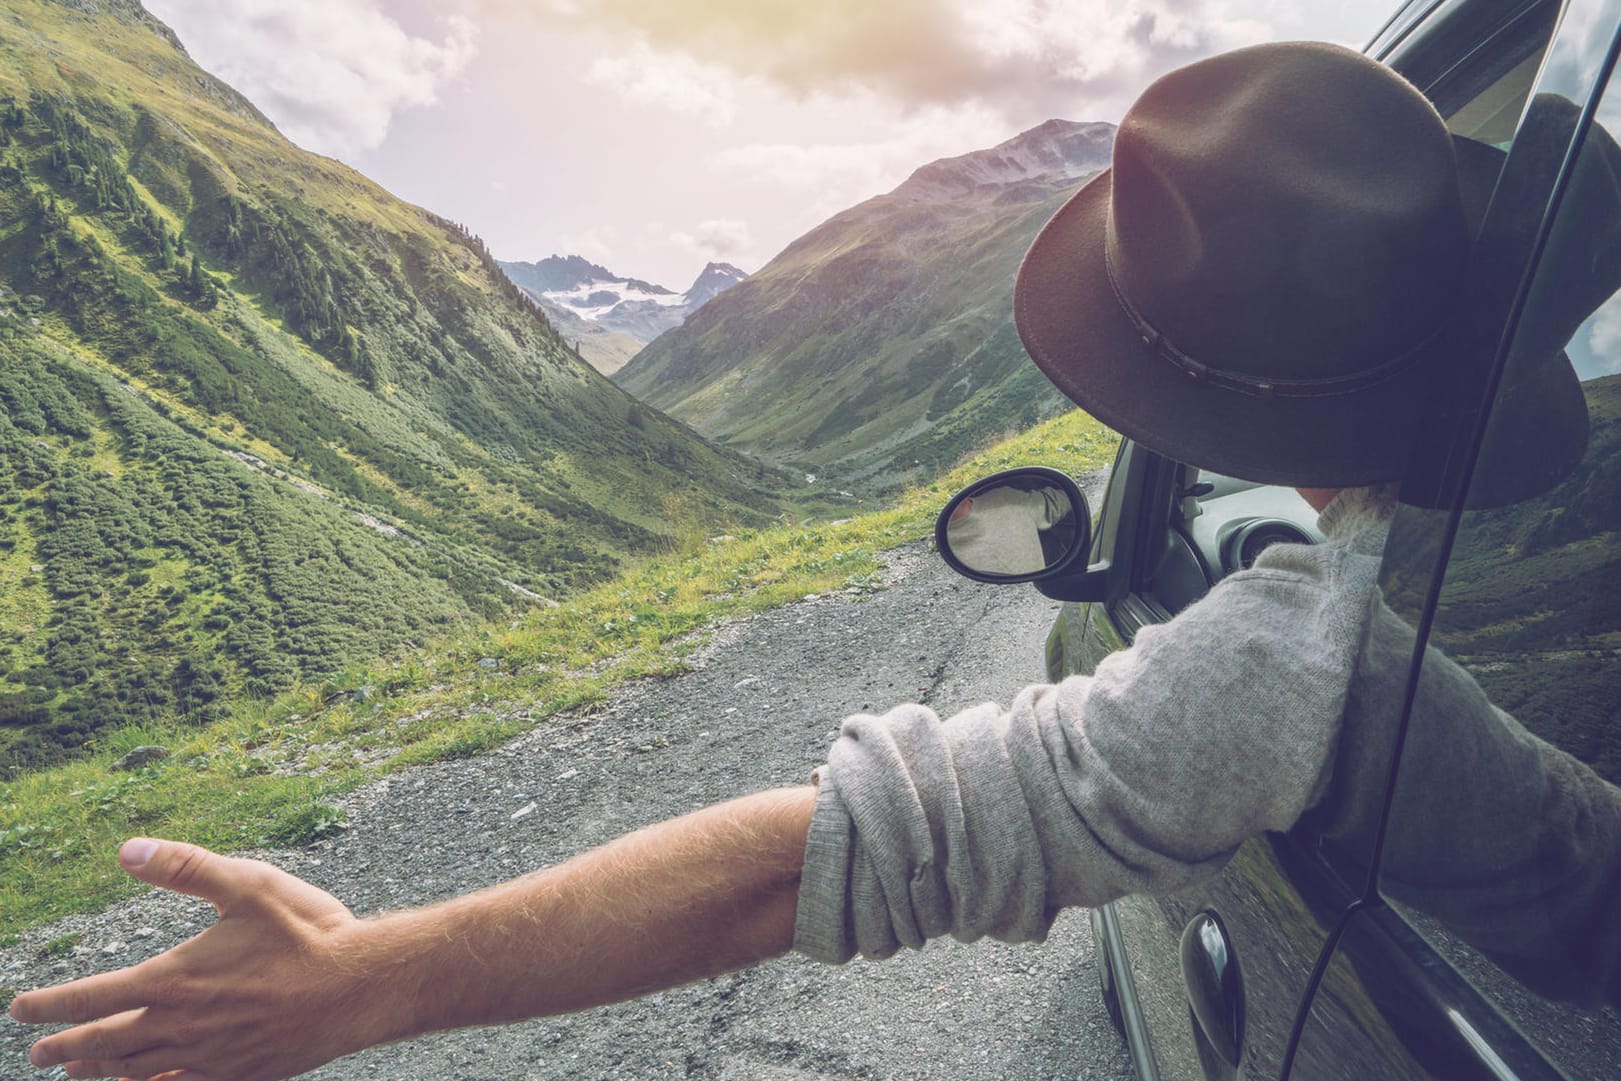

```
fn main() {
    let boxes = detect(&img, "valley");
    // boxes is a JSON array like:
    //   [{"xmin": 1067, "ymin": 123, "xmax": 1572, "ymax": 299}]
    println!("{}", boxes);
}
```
[
  {"xmin": 500, "ymin": 254, "xmax": 749, "ymax": 377},
  {"xmin": 0, "ymin": 0, "xmax": 795, "ymax": 771},
  {"xmin": 0, "ymin": 1, "xmax": 1126, "ymax": 835}
]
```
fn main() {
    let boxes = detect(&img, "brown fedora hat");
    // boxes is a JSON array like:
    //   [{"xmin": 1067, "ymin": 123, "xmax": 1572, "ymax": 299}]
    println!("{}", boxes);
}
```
[{"xmin": 1015, "ymin": 42, "xmax": 1477, "ymax": 487}]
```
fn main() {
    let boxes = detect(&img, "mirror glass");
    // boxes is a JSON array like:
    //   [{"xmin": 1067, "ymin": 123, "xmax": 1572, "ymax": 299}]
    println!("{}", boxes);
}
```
[{"xmin": 939, "ymin": 474, "xmax": 1084, "ymax": 579}]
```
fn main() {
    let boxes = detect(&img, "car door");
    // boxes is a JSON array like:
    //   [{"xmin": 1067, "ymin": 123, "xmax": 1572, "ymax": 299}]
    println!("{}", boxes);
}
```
[
  {"xmin": 1289, "ymin": 2, "xmax": 1621, "ymax": 1077},
  {"xmin": 1047, "ymin": 3, "xmax": 1572, "ymax": 1078},
  {"xmin": 1052, "ymin": 451, "xmax": 1346, "ymax": 1081}
]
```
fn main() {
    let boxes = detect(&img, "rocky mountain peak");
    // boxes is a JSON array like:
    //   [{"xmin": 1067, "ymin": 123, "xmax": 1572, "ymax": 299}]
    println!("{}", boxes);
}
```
[
  {"xmin": 502, "ymin": 254, "xmax": 618, "ymax": 294},
  {"xmin": 498, "ymin": 256, "xmax": 749, "ymax": 360},
  {"xmin": 895, "ymin": 119, "xmax": 1116, "ymax": 202},
  {"xmin": 686, "ymin": 262, "xmax": 749, "ymax": 308}
]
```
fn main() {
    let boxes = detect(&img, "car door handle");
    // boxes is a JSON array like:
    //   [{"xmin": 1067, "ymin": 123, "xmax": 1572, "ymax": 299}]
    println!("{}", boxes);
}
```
[{"xmin": 1182, "ymin": 910, "xmax": 1245, "ymax": 1070}]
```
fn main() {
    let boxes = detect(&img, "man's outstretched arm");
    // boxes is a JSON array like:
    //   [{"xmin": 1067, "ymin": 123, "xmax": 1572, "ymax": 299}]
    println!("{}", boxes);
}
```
[{"xmin": 11, "ymin": 785, "xmax": 816, "ymax": 1081}]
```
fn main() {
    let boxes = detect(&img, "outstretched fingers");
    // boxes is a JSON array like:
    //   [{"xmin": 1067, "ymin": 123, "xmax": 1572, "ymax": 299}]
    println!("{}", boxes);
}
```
[
  {"xmin": 11, "ymin": 967, "xmax": 165, "ymax": 1028},
  {"xmin": 25, "ymin": 1001, "xmax": 228, "ymax": 1079},
  {"xmin": 21, "ymin": 1006, "xmax": 174, "ymax": 1073}
]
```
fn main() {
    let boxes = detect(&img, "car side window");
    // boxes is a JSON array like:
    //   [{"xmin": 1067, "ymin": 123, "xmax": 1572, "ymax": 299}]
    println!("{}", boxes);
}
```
[{"xmin": 1377, "ymin": 72, "xmax": 1621, "ymax": 1078}]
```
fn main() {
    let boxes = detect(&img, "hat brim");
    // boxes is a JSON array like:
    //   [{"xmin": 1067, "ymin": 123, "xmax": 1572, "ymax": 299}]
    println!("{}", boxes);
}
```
[{"xmin": 1014, "ymin": 168, "xmax": 1443, "ymax": 487}]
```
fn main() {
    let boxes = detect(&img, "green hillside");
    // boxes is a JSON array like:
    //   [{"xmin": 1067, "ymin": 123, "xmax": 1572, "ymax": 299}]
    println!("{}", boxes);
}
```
[
  {"xmin": 615, "ymin": 123, "xmax": 1112, "ymax": 490},
  {"xmin": 0, "ymin": 0, "xmax": 789, "ymax": 773}
]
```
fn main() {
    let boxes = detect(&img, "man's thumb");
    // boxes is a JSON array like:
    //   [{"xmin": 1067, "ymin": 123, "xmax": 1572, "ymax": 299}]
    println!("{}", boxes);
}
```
[{"xmin": 119, "ymin": 838, "xmax": 245, "ymax": 907}]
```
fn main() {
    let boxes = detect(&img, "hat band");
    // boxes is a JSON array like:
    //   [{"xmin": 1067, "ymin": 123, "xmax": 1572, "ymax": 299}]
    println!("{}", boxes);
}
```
[{"xmin": 1102, "ymin": 245, "xmax": 1440, "ymax": 400}]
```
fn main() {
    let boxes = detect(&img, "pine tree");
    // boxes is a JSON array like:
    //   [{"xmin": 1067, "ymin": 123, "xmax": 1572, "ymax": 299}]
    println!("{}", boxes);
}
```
[{"xmin": 187, "ymin": 254, "xmax": 217, "ymax": 309}]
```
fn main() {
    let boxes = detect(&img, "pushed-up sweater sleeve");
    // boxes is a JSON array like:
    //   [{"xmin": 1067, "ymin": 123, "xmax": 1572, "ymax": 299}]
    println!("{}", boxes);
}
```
[{"xmin": 793, "ymin": 537, "xmax": 1379, "ymax": 964}]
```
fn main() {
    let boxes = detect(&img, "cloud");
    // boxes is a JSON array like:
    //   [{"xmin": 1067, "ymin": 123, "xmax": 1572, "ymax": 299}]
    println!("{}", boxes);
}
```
[
  {"xmin": 668, "ymin": 219, "xmax": 755, "ymax": 266},
  {"xmin": 144, "ymin": 0, "xmax": 478, "ymax": 156},
  {"xmin": 557, "ymin": 226, "xmax": 622, "ymax": 267},
  {"xmin": 525, "ymin": 0, "xmax": 1276, "ymax": 122},
  {"xmin": 710, "ymin": 100, "xmax": 1011, "ymax": 215},
  {"xmin": 586, "ymin": 42, "xmax": 740, "ymax": 126},
  {"xmin": 1584, "ymin": 296, "xmax": 1621, "ymax": 377}
]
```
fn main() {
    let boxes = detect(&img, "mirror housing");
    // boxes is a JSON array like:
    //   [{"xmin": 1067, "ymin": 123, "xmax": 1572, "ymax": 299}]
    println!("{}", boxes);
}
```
[
  {"xmin": 935, "ymin": 467, "xmax": 1093, "ymax": 585},
  {"xmin": 1033, "ymin": 559, "xmax": 1114, "ymax": 603}
]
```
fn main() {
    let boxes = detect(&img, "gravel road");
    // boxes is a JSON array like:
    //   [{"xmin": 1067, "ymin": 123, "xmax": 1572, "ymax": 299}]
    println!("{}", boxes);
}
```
[{"xmin": 2, "ymin": 507, "xmax": 1133, "ymax": 1080}]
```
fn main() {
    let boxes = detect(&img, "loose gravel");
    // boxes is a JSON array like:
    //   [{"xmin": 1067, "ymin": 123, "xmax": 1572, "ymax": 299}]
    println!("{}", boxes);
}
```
[{"xmin": 2, "ymin": 505, "xmax": 1134, "ymax": 1080}]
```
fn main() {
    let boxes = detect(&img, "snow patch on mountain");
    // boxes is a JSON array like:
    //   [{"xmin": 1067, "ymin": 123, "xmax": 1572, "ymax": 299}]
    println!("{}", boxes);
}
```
[
  {"xmin": 544, "ymin": 279, "xmax": 688, "ymax": 320},
  {"xmin": 498, "ymin": 256, "xmax": 748, "ymax": 345}
]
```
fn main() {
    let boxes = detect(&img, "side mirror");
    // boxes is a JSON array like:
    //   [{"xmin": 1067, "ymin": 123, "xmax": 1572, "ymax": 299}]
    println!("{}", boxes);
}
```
[{"xmin": 935, "ymin": 467, "xmax": 1092, "ymax": 584}]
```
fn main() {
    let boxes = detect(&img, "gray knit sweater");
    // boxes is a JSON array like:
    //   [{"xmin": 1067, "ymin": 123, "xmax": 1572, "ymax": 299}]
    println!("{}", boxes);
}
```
[{"xmin": 792, "ymin": 485, "xmax": 1621, "ymax": 1002}]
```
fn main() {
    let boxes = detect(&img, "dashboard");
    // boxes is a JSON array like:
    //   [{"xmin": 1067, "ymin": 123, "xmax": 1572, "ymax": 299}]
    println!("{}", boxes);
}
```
[{"xmin": 1149, "ymin": 471, "xmax": 1324, "ymax": 615}]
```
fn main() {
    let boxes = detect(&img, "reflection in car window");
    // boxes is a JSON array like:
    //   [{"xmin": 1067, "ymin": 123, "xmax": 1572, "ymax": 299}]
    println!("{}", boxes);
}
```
[
  {"xmin": 1443, "ymin": 31, "xmax": 1550, "ymax": 144},
  {"xmin": 1390, "ymin": 0, "xmax": 1558, "ymax": 131},
  {"xmin": 1379, "ymin": 75, "xmax": 1621, "ymax": 1079}
]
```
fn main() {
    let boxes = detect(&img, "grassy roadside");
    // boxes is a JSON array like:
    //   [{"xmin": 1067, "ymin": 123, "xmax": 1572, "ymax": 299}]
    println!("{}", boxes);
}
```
[{"xmin": 0, "ymin": 411, "xmax": 1117, "ymax": 934}]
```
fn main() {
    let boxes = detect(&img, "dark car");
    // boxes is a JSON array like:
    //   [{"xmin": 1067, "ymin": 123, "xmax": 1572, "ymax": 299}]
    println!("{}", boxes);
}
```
[{"xmin": 935, "ymin": 1, "xmax": 1621, "ymax": 1077}]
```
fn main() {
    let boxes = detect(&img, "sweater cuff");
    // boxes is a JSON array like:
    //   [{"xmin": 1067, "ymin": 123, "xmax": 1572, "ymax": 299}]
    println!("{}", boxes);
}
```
[{"xmin": 792, "ymin": 765, "xmax": 861, "ymax": 964}]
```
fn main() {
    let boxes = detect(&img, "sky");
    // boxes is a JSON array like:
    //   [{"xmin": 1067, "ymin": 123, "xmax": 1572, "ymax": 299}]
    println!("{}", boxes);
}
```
[{"xmin": 141, "ymin": 0, "xmax": 1385, "ymax": 290}]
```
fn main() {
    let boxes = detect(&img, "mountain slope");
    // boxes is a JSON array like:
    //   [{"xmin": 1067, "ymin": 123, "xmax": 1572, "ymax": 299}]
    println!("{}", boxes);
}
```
[
  {"xmin": 614, "ymin": 120, "xmax": 1114, "ymax": 487},
  {"xmin": 501, "ymin": 256, "xmax": 748, "ymax": 374},
  {"xmin": 0, "ymin": 0, "xmax": 788, "ymax": 771},
  {"xmin": 512, "ymin": 295, "xmax": 646, "ymax": 377}
]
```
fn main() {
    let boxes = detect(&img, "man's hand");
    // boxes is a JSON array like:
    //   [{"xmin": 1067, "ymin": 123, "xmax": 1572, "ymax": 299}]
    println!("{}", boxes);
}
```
[
  {"xmin": 11, "ymin": 838, "xmax": 392, "ymax": 1081},
  {"xmin": 13, "ymin": 786, "xmax": 816, "ymax": 1081}
]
